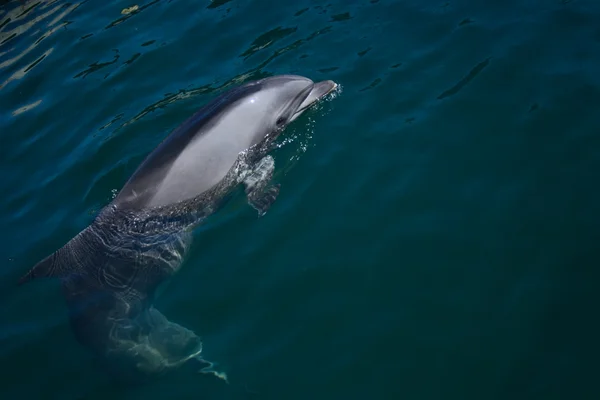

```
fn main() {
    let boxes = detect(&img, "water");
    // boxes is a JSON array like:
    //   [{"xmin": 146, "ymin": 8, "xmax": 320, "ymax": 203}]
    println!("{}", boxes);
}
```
[{"xmin": 1, "ymin": 0, "xmax": 599, "ymax": 398}]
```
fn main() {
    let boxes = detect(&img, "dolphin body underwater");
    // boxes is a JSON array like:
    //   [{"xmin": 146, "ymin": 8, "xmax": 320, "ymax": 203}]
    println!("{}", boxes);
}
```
[{"xmin": 18, "ymin": 75, "xmax": 338, "ymax": 381}]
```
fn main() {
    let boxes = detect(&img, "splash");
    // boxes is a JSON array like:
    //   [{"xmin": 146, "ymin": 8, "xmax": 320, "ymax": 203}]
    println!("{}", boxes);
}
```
[{"xmin": 275, "ymin": 82, "xmax": 342, "ymax": 169}]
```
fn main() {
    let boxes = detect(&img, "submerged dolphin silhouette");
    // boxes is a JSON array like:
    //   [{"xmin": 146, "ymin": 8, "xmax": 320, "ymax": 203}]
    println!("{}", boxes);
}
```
[{"xmin": 18, "ymin": 75, "xmax": 337, "ymax": 381}]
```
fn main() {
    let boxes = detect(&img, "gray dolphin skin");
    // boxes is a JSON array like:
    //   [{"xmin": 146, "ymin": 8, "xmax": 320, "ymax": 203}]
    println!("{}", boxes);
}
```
[{"xmin": 18, "ymin": 75, "xmax": 337, "ymax": 382}]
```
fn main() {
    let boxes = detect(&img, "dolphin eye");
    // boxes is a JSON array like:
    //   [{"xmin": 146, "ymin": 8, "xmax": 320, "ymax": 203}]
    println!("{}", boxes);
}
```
[{"xmin": 276, "ymin": 117, "xmax": 286, "ymax": 126}]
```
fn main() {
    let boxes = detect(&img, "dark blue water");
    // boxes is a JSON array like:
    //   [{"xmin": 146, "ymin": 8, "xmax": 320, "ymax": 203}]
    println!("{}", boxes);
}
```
[{"xmin": 1, "ymin": 0, "xmax": 599, "ymax": 399}]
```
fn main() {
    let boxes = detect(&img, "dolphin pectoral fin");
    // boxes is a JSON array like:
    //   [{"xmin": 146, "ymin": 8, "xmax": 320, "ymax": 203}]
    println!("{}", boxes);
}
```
[
  {"xmin": 247, "ymin": 184, "xmax": 280, "ymax": 217},
  {"xmin": 18, "ymin": 226, "xmax": 98, "ymax": 286},
  {"xmin": 19, "ymin": 242, "xmax": 81, "ymax": 285},
  {"xmin": 243, "ymin": 155, "xmax": 280, "ymax": 217},
  {"xmin": 18, "ymin": 252, "xmax": 58, "ymax": 285}
]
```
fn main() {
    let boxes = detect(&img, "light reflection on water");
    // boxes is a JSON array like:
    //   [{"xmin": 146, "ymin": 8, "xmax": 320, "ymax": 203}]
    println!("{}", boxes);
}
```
[{"xmin": 0, "ymin": 1, "xmax": 79, "ymax": 94}]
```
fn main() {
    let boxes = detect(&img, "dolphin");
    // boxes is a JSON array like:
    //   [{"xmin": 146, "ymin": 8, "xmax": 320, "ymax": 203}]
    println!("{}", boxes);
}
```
[{"xmin": 18, "ymin": 75, "xmax": 337, "ymax": 381}]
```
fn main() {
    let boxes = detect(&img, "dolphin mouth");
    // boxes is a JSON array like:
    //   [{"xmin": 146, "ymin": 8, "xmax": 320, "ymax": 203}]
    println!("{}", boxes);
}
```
[{"xmin": 290, "ymin": 80, "xmax": 337, "ymax": 121}]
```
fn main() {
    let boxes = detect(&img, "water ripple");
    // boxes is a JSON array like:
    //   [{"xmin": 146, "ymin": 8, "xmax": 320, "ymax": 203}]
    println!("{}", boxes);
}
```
[
  {"xmin": 0, "ymin": 0, "xmax": 80, "ymax": 90},
  {"xmin": 73, "ymin": 48, "xmax": 119, "ymax": 79},
  {"xmin": 207, "ymin": 0, "xmax": 233, "ymax": 10},
  {"xmin": 239, "ymin": 26, "xmax": 298, "ymax": 61},
  {"xmin": 330, "ymin": 12, "xmax": 351, "ymax": 22},
  {"xmin": 107, "ymin": 24, "xmax": 334, "ymax": 137},
  {"xmin": 11, "ymin": 97, "xmax": 41, "ymax": 115},
  {"xmin": 437, "ymin": 57, "xmax": 491, "ymax": 100},
  {"xmin": 104, "ymin": 0, "xmax": 159, "ymax": 30}
]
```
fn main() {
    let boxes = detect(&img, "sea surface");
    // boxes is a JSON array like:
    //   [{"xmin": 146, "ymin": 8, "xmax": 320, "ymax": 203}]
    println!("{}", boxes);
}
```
[{"xmin": 1, "ymin": 0, "xmax": 599, "ymax": 399}]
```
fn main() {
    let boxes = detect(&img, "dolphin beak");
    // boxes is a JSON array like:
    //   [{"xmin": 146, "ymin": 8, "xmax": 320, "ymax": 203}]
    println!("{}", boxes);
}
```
[{"xmin": 290, "ymin": 80, "xmax": 337, "ymax": 122}]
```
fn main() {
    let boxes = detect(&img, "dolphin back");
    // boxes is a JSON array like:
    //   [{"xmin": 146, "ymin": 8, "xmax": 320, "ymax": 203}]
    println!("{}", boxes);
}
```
[{"xmin": 113, "ymin": 82, "xmax": 265, "ymax": 210}]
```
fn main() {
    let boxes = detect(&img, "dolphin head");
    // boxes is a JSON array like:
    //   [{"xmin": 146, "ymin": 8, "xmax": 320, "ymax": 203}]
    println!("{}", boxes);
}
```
[{"xmin": 238, "ymin": 75, "xmax": 337, "ymax": 143}]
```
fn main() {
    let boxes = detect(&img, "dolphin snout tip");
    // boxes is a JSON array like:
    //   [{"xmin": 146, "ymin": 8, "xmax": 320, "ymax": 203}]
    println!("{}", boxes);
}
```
[
  {"xmin": 325, "ymin": 80, "xmax": 338, "ymax": 91},
  {"xmin": 313, "ymin": 79, "xmax": 338, "ymax": 97}
]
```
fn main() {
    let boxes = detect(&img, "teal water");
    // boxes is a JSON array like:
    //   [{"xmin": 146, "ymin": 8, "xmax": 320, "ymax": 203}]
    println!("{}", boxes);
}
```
[{"xmin": 1, "ymin": 0, "xmax": 599, "ymax": 398}]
